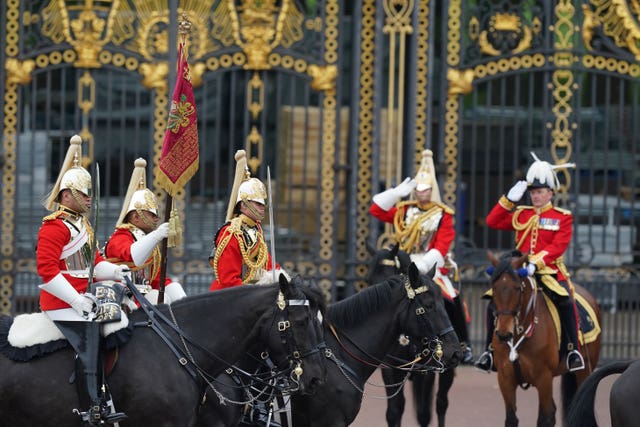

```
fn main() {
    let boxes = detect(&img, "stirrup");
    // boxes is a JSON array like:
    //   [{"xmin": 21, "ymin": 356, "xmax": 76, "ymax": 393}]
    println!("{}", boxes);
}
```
[
  {"xmin": 474, "ymin": 350, "xmax": 493, "ymax": 373},
  {"xmin": 74, "ymin": 403, "xmax": 127, "ymax": 426},
  {"xmin": 567, "ymin": 349, "xmax": 585, "ymax": 372}
]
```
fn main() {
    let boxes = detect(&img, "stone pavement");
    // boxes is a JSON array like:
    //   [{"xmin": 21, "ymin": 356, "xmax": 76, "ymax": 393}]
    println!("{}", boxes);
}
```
[{"xmin": 351, "ymin": 366, "xmax": 615, "ymax": 426}]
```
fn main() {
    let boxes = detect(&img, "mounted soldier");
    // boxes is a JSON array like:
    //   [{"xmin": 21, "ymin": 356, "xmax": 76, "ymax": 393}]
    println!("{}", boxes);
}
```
[
  {"xmin": 476, "ymin": 152, "xmax": 584, "ymax": 372},
  {"xmin": 104, "ymin": 157, "xmax": 186, "ymax": 304},
  {"xmin": 209, "ymin": 150, "xmax": 287, "ymax": 290},
  {"xmin": 36, "ymin": 135, "xmax": 128, "ymax": 425},
  {"xmin": 369, "ymin": 149, "xmax": 473, "ymax": 364}
]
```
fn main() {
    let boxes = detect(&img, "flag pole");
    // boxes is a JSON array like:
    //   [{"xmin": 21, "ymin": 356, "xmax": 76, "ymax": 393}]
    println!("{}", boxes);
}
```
[{"xmin": 158, "ymin": 14, "xmax": 192, "ymax": 304}]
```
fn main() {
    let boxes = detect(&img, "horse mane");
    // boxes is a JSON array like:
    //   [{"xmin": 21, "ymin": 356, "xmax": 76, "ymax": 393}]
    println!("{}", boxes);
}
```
[
  {"xmin": 490, "ymin": 250, "xmax": 523, "ymax": 282},
  {"xmin": 328, "ymin": 275, "xmax": 404, "ymax": 327}
]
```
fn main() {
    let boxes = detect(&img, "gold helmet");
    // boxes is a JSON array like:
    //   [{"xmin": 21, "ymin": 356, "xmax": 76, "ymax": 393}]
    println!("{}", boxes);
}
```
[
  {"xmin": 226, "ymin": 150, "xmax": 267, "ymax": 220},
  {"xmin": 44, "ymin": 135, "xmax": 92, "ymax": 211},
  {"xmin": 237, "ymin": 178, "xmax": 267, "ymax": 205},
  {"xmin": 116, "ymin": 158, "xmax": 158, "ymax": 226},
  {"xmin": 526, "ymin": 152, "xmax": 576, "ymax": 190},
  {"xmin": 414, "ymin": 149, "xmax": 441, "ymax": 202}
]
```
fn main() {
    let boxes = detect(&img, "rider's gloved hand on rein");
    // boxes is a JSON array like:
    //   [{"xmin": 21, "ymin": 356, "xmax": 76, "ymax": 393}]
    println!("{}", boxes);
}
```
[
  {"xmin": 70, "ymin": 293, "xmax": 97, "ymax": 319},
  {"xmin": 526, "ymin": 263, "xmax": 536, "ymax": 276},
  {"xmin": 506, "ymin": 180, "xmax": 528, "ymax": 203}
]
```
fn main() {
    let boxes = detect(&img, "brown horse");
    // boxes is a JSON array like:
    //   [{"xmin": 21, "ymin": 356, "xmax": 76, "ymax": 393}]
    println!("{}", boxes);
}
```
[{"xmin": 487, "ymin": 251, "xmax": 601, "ymax": 427}]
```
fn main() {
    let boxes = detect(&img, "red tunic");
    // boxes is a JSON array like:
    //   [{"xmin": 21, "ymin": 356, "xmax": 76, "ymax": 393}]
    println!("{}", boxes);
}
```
[
  {"xmin": 369, "ymin": 202, "xmax": 455, "ymax": 257},
  {"xmin": 486, "ymin": 198, "xmax": 573, "ymax": 280},
  {"xmin": 37, "ymin": 214, "xmax": 105, "ymax": 311},
  {"xmin": 209, "ymin": 219, "xmax": 278, "ymax": 291},
  {"xmin": 104, "ymin": 227, "xmax": 170, "ymax": 290}
]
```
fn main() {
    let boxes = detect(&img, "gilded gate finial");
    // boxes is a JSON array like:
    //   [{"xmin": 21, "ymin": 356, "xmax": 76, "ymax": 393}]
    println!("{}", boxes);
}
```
[
  {"xmin": 211, "ymin": 0, "xmax": 304, "ymax": 70},
  {"xmin": 6, "ymin": 59, "xmax": 35, "ymax": 85},
  {"xmin": 447, "ymin": 68, "xmax": 474, "ymax": 96}
]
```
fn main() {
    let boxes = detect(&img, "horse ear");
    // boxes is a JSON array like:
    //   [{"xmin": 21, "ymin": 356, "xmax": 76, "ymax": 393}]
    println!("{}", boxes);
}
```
[
  {"xmin": 408, "ymin": 262, "xmax": 420, "ymax": 286},
  {"xmin": 427, "ymin": 263, "xmax": 437, "ymax": 279},
  {"xmin": 487, "ymin": 251, "xmax": 499, "ymax": 267},
  {"xmin": 279, "ymin": 273, "xmax": 290, "ymax": 295},
  {"xmin": 397, "ymin": 250, "xmax": 411, "ymax": 271},
  {"xmin": 514, "ymin": 251, "xmax": 529, "ymax": 268},
  {"xmin": 390, "ymin": 243, "xmax": 399, "ymax": 256}
]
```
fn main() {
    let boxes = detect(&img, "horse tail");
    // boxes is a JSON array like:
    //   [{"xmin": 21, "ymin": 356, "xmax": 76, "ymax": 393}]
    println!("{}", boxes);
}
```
[{"xmin": 565, "ymin": 360, "xmax": 634, "ymax": 427}]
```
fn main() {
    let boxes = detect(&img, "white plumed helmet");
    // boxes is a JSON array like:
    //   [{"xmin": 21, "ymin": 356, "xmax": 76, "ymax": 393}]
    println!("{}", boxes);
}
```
[
  {"xmin": 44, "ymin": 135, "xmax": 92, "ymax": 211},
  {"xmin": 116, "ymin": 158, "xmax": 158, "ymax": 226},
  {"xmin": 526, "ymin": 152, "xmax": 576, "ymax": 190}
]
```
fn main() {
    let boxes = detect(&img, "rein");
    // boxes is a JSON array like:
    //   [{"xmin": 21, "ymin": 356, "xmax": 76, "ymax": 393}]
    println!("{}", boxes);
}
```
[
  {"xmin": 123, "ymin": 277, "xmax": 318, "ymax": 403},
  {"xmin": 324, "ymin": 278, "xmax": 449, "ymax": 374}
]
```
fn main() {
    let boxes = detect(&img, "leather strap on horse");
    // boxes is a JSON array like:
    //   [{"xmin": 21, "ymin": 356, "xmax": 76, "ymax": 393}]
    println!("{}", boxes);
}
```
[{"xmin": 328, "ymin": 323, "xmax": 425, "ymax": 371}]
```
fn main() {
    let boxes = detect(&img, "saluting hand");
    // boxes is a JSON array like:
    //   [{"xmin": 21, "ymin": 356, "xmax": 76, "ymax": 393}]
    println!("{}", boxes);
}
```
[{"xmin": 506, "ymin": 180, "xmax": 528, "ymax": 203}]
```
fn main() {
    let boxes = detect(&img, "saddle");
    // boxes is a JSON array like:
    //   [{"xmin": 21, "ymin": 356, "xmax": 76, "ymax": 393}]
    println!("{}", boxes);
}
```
[
  {"xmin": 542, "ymin": 291, "xmax": 601, "ymax": 348},
  {"xmin": 0, "ymin": 312, "xmax": 132, "ymax": 362}
]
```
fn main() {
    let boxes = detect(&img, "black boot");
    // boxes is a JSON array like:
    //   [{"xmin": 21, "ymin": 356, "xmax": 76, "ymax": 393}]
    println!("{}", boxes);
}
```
[
  {"xmin": 474, "ymin": 303, "xmax": 496, "ymax": 373},
  {"xmin": 446, "ymin": 296, "xmax": 473, "ymax": 365},
  {"xmin": 559, "ymin": 297, "xmax": 585, "ymax": 372},
  {"xmin": 57, "ymin": 321, "xmax": 127, "ymax": 425}
]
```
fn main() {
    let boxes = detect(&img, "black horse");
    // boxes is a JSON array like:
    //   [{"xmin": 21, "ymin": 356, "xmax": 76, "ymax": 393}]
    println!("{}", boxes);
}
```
[
  {"xmin": 290, "ymin": 261, "xmax": 461, "ymax": 426},
  {"xmin": 201, "ymin": 261, "xmax": 461, "ymax": 426},
  {"xmin": 0, "ymin": 275, "xmax": 327, "ymax": 427},
  {"xmin": 370, "ymin": 244, "xmax": 465, "ymax": 427},
  {"xmin": 566, "ymin": 359, "xmax": 639, "ymax": 427}
]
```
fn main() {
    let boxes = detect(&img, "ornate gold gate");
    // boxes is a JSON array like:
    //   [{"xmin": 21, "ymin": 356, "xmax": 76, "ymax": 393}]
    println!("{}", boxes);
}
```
[{"xmin": 1, "ymin": 1, "xmax": 639, "ymax": 315}]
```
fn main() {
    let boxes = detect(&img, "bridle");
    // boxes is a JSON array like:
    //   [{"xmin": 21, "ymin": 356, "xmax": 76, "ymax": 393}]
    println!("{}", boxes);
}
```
[
  {"xmin": 492, "ymin": 270, "xmax": 538, "ymax": 362},
  {"xmin": 259, "ymin": 291, "xmax": 326, "ymax": 388},
  {"xmin": 123, "ymin": 278, "xmax": 323, "ymax": 404},
  {"xmin": 327, "ymin": 275, "xmax": 452, "ymax": 374}
]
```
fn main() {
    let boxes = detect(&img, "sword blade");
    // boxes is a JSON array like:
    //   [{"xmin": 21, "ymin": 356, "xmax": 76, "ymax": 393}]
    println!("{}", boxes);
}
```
[
  {"xmin": 267, "ymin": 166, "xmax": 277, "ymax": 282},
  {"xmin": 87, "ymin": 162, "xmax": 100, "ymax": 289}
]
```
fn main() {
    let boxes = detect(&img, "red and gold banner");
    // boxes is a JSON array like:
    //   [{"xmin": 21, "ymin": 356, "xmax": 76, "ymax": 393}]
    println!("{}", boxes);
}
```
[{"xmin": 156, "ymin": 42, "xmax": 199, "ymax": 196}]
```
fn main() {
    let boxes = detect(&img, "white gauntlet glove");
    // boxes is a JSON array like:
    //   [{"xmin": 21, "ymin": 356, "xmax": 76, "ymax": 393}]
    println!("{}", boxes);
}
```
[
  {"xmin": 410, "ymin": 249, "xmax": 444, "ymax": 275},
  {"xmin": 39, "ymin": 273, "xmax": 96, "ymax": 319},
  {"xmin": 130, "ymin": 222, "xmax": 169, "ymax": 266},
  {"xmin": 506, "ymin": 180, "xmax": 528, "ymax": 203},
  {"xmin": 70, "ymin": 294, "xmax": 97, "ymax": 319},
  {"xmin": 94, "ymin": 261, "xmax": 130, "ymax": 281},
  {"xmin": 526, "ymin": 263, "xmax": 537, "ymax": 276},
  {"xmin": 372, "ymin": 177, "xmax": 417, "ymax": 210}
]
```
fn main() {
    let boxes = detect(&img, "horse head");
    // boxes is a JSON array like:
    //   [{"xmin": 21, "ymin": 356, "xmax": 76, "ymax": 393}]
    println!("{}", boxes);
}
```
[
  {"xmin": 258, "ymin": 273, "xmax": 327, "ymax": 395},
  {"xmin": 487, "ymin": 250, "xmax": 532, "ymax": 342},
  {"xmin": 365, "ymin": 243, "xmax": 412, "ymax": 284},
  {"xmin": 400, "ymin": 262, "xmax": 462, "ymax": 370}
]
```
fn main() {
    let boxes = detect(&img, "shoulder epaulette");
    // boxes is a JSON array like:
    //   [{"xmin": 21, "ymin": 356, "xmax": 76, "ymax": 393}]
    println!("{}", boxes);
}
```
[
  {"xmin": 116, "ymin": 223, "xmax": 136, "ymax": 230},
  {"xmin": 553, "ymin": 206, "xmax": 571, "ymax": 215},
  {"xmin": 434, "ymin": 201, "xmax": 455, "ymax": 215},
  {"xmin": 42, "ymin": 210, "xmax": 65, "ymax": 222}
]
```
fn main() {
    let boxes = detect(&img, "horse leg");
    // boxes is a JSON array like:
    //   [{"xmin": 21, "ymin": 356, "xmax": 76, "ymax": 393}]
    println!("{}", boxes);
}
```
[
  {"xmin": 435, "ymin": 369, "xmax": 454, "ymax": 427},
  {"xmin": 382, "ymin": 369, "xmax": 406, "ymax": 427},
  {"xmin": 413, "ymin": 372, "xmax": 435, "ymax": 427},
  {"xmin": 497, "ymin": 372, "xmax": 518, "ymax": 427},
  {"xmin": 536, "ymin": 374, "xmax": 556, "ymax": 427}
]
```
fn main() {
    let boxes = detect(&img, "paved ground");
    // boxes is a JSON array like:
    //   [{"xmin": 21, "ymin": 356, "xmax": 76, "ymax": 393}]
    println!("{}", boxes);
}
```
[{"xmin": 351, "ymin": 366, "xmax": 616, "ymax": 426}]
